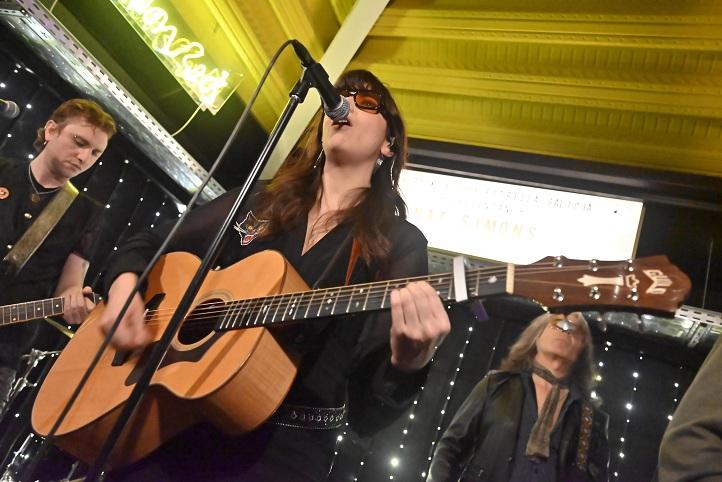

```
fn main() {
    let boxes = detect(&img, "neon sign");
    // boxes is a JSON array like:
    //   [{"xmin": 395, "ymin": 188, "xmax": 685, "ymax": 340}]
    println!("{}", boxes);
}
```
[{"xmin": 111, "ymin": 0, "xmax": 240, "ymax": 114}]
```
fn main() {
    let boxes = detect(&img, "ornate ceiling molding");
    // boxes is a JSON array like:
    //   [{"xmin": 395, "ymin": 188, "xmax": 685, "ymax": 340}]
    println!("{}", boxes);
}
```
[
  {"xmin": 169, "ymin": 0, "xmax": 722, "ymax": 178},
  {"xmin": 346, "ymin": 1, "xmax": 722, "ymax": 176}
]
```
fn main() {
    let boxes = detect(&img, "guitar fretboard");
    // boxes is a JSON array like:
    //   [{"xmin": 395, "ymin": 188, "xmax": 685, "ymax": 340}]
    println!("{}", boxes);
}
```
[
  {"xmin": 214, "ymin": 265, "xmax": 511, "ymax": 331},
  {"xmin": 0, "ymin": 293, "xmax": 101, "ymax": 326},
  {"xmin": 0, "ymin": 297, "xmax": 66, "ymax": 325}
]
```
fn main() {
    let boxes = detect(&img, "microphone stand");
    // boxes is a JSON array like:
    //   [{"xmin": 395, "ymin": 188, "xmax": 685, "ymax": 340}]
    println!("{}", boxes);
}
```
[{"xmin": 82, "ymin": 72, "xmax": 315, "ymax": 481}]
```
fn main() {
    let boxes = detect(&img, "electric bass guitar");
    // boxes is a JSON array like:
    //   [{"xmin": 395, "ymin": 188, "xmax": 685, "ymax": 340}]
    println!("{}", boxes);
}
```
[{"xmin": 31, "ymin": 250, "xmax": 690, "ymax": 468}]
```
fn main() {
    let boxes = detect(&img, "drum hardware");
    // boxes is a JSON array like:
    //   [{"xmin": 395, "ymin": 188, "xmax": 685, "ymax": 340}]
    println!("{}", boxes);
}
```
[
  {"xmin": 0, "ymin": 433, "xmax": 81, "ymax": 482},
  {"xmin": 0, "ymin": 350, "xmax": 60, "ymax": 423}
]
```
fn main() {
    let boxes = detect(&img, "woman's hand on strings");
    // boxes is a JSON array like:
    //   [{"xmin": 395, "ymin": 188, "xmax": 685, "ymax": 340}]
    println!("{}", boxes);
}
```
[{"xmin": 389, "ymin": 281, "xmax": 451, "ymax": 372}]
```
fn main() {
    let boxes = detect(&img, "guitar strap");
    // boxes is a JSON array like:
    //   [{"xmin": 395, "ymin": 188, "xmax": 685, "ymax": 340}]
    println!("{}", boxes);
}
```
[
  {"xmin": 344, "ymin": 238, "xmax": 362, "ymax": 286},
  {"xmin": 574, "ymin": 402, "xmax": 594, "ymax": 472},
  {"xmin": 1, "ymin": 181, "xmax": 79, "ymax": 279}
]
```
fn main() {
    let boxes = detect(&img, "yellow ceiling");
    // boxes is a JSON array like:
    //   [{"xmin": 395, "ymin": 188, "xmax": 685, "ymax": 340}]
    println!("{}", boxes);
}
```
[{"xmin": 176, "ymin": 0, "xmax": 722, "ymax": 178}]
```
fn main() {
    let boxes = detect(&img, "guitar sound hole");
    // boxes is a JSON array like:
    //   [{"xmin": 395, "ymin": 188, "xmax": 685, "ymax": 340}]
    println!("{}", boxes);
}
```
[{"xmin": 177, "ymin": 298, "xmax": 225, "ymax": 345}]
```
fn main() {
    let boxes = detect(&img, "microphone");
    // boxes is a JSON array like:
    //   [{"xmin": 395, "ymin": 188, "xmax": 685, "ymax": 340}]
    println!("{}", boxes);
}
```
[
  {"xmin": 1, "ymin": 99, "xmax": 20, "ymax": 119},
  {"xmin": 290, "ymin": 40, "xmax": 349, "ymax": 121}
]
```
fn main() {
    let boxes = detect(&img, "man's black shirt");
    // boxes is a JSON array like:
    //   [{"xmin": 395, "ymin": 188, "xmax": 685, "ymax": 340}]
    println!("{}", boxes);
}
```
[
  {"xmin": 0, "ymin": 157, "xmax": 100, "ymax": 304},
  {"xmin": 0, "ymin": 157, "xmax": 100, "ymax": 370}
]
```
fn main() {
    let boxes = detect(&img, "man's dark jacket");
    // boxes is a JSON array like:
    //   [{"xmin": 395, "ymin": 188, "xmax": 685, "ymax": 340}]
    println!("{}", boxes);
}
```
[{"xmin": 427, "ymin": 370, "xmax": 609, "ymax": 482}]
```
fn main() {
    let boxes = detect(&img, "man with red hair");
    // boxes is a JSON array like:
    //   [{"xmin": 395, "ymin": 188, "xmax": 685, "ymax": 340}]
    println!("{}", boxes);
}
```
[{"xmin": 0, "ymin": 98, "xmax": 115, "ymax": 415}]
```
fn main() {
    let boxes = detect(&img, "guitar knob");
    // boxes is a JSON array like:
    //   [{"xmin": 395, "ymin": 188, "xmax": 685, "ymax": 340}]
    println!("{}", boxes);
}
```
[
  {"xmin": 626, "ymin": 288, "xmax": 639, "ymax": 301},
  {"xmin": 625, "ymin": 259, "xmax": 635, "ymax": 272},
  {"xmin": 589, "ymin": 286, "xmax": 601, "ymax": 300},
  {"xmin": 553, "ymin": 287, "xmax": 564, "ymax": 302}
]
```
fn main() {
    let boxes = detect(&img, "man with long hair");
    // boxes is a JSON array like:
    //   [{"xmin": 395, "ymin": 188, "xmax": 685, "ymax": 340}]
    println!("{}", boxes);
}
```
[
  {"xmin": 0, "ymin": 98, "xmax": 115, "ymax": 415},
  {"xmin": 99, "ymin": 70, "xmax": 451, "ymax": 480},
  {"xmin": 428, "ymin": 312, "xmax": 610, "ymax": 482}
]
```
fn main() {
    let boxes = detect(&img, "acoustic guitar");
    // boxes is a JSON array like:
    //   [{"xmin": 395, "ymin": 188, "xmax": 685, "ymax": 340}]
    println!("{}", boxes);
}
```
[{"xmin": 31, "ymin": 250, "xmax": 690, "ymax": 468}]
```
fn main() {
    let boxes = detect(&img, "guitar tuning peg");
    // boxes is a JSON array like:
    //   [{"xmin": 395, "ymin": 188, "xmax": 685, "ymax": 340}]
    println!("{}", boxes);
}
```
[
  {"xmin": 626, "ymin": 287, "xmax": 639, "ymax": 302},
  {"xmin": 589, "ymin": 259, "xmax": 599, "ymax": 272},
  {"xmin": 552, "ymin": 287, "xmax": 565, "ymax": 302},
  {"xmin": 554, "ymin": 256, "xmax": 564, "ymax": 268},
  {"xmin": 589, "ymin": 286, "xmax": 601, "ymax": 300},
  {"xmin": 625, "ymin": 259, "xmax": 635, "ymax": 272}
]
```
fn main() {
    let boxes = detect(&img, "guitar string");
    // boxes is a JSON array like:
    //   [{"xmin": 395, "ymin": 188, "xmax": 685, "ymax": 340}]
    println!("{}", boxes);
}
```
[
  {"xmin": 2, "ymin": 262, "xmax": 672, "ymax": 326},
  {"xmin": 0, "ymin": 259, "xmax": 648, "ymax": 318},
  {"xmin": 121, "ymin": 279, "xmax": 667, "ymax": 332},
  {"xmin": 0, "ymin": 295, "xmax": 99, "ymax": 320},
  {"xmin": 2, "ymin": 278, "xmax": 676, "ymax": 329},
  {"xmin": 97, "ymin": 260, "xmax": 647, "ymax": 321},
  {"xmin": 101, "ymin": 274, "xmax": 602, "ymax": 322}
]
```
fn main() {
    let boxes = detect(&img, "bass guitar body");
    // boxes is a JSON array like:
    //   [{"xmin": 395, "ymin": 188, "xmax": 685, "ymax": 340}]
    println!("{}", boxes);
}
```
[{"xmin": 32, "ymin": 251, "xmax": 306, "ymax": 469}]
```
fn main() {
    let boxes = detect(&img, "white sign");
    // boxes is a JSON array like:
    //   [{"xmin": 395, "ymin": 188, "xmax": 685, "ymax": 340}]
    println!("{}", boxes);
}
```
[{"xmin": 399, "ymin": 170, "xmax": 643, "ymax": 264}]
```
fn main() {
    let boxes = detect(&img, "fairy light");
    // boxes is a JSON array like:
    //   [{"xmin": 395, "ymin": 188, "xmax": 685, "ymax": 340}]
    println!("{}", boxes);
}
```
[
  {"xmin": 612, "ymin": 350, "xmax": 644, "ymax": 478},
  {"xmin": 666, "ymin": 365, "xmax": 685, "ymax": 429},
  {"xmin": 329, "ymin": 306, "xmax": 699, "ymax": 479},
  {"xmin": 417, "ymin": 315, "xmax": 478, "ymax": 480}
]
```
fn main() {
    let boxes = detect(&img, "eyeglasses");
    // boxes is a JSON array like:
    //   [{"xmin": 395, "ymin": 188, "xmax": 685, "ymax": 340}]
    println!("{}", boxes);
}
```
[{"xmin": 337, "ymin": 89, "xmax": 384, "ymax": 114}]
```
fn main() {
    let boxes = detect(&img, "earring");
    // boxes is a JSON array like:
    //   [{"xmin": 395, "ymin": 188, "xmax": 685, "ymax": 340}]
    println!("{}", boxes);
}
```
[
  {"xmin": 375, "ymin": 157, "xmax": 384, "ymax": 170},
  {"xmin": 314, "ymin": 150, "xmax": 324, "ymax": 169}
]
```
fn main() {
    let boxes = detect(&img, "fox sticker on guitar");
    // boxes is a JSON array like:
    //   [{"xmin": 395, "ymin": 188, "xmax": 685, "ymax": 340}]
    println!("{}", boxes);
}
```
[{"xmin": 31, "ymin": 250, "xmax": 690, "ymax": 469}]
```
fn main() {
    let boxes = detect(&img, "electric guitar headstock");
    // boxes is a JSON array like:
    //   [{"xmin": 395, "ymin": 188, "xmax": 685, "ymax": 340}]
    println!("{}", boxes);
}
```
[{"xmin": 510, "ymin": 255, "xmax": 691, "ymax": 315}]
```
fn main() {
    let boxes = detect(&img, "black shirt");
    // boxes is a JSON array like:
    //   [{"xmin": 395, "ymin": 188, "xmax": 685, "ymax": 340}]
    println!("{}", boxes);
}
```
[
  {"xmin": 0, "ymin": 158, "xmax": 99, "ymax": 303},
  {"xmin": 508, "ymin": 372, "xmax": 582, "ymax": 482},
  {"xmin": 103, "ymin": 185, "xmax": 430, "ymax": 419},
  {"xmin": 0, "ymin": 157, "xmax": 100, "ymax": 370}
]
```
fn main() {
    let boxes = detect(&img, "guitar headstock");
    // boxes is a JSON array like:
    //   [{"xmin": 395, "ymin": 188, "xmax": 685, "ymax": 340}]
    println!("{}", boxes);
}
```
[{"xmin": 512, "ymin": 255, "xmax": 691, "ymax": 315}]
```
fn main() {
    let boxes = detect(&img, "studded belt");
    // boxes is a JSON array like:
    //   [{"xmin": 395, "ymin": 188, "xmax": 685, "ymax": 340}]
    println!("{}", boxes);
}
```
[{"xmin": 269, "ymin": 403, "xmax": 346, "ymax": 430}]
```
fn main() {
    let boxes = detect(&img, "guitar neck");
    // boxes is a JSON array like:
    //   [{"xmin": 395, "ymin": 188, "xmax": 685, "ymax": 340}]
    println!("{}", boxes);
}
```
[
  {"xmin": 211, "ymin": 254, "xmax": 690, "ymax": 332},
  {"xmin": 1, "ymin": 296, "xmax": 66, "ymax": 326},
  {"xmin": 215, "ymin": 264, "xmax": 511, "ymax": 331},
  {"xmin": 0, "ymin": 293, "xmax": 102, "ymax": 327}
]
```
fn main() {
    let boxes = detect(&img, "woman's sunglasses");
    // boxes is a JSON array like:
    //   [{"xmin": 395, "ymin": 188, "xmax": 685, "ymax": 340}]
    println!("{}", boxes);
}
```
[{"xmin": 337, "ymin": 89, "xmax": 384, "ymax": 114}]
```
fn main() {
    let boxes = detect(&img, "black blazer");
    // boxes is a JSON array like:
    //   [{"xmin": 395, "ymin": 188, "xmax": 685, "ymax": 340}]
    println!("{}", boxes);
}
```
[{"xmin": 427, "ymin": 370, "xmax": 609, "ymax": 482}]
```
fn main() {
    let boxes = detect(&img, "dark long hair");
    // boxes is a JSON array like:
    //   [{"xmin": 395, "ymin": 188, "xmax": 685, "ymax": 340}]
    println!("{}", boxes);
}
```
[{"xmin": 255, "ymin": 70, "xmax": 408, "ymax": 275}]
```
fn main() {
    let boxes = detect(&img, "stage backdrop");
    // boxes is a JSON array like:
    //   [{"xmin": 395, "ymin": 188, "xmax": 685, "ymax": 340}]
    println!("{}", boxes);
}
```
[{"xmin": 0, "ymin": 14, "xmax": 713, "ymax": 482}]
